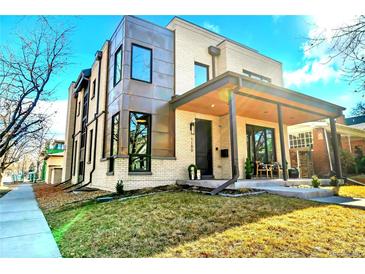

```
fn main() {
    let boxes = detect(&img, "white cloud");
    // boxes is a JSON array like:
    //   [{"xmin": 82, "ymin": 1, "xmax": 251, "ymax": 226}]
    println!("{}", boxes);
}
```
[
  {"xmin": 284, "ymin": 15, "xmax": 359, "ymax": 88},
  {"xmin": 284, "ymin": 58, "xmax": 340, "ymax": 87},
  {"xmin": 35, "ymin": 100, "xmax": 68, "ymax": 140},
  {"xmin": 203, "ymin": 21, "xmax": 220, "ymax": 34}
]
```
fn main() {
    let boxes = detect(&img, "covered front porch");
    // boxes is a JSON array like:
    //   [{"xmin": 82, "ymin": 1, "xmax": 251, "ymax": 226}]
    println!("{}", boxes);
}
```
[{"xmin": 170, "ymin": 71, "xmax": 345, "ymax": 194}]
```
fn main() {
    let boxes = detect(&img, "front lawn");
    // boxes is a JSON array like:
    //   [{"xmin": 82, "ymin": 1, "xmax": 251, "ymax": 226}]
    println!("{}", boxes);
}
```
[
  {"xmin": 339, "ymin": 185, "xmax": 365, "ymax": 198},
  {"xmin": 36, "ymin": 186, "xmax": 365, "ymax": 258}
]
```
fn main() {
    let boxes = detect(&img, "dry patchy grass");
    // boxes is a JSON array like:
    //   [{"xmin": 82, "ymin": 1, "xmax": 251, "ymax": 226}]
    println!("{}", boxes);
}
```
[
  {"xmin": 339, "ymin": 185, "xmax": 365, "ymax": 198},
  {"xmin": 42, "ymin": 190, "xmax": 365, "ymax": 258}
]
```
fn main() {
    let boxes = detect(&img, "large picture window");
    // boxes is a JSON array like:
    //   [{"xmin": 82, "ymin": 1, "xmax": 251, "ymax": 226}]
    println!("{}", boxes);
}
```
[
  {"xmin": 194, "ymin": 62, "xmax": 209, "ymax": 87},
  {"xmin": 131, "ymin": 44, "xmax": 152, "ymax": 83},
  {"xmin": 129, "ymin": 112, "xmax": 151, "ymax": 172},
  {"xmin": 114, "ymin": 45, "xmax": 123, "ymax": 86},
  {"xmin": 246, "ymin": 125, "xmax": 276, "ymax": 163}
]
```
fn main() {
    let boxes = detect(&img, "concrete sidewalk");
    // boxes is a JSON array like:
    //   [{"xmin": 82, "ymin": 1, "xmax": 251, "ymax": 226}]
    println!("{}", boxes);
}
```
[
  {"xmin": 0, "ymin": 184, "xmax": 61, "ymax": 258},
  {"xmin": 309, "ymin": 196, "xmax": 365, "ymax": 210}
]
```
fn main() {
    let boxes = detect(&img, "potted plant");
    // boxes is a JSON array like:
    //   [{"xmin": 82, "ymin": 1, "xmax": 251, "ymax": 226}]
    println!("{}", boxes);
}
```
[
  {"xmin": 188, "ymin": 164, "xmax": 197, "ymax": 180},
  {"xmin": 330, "ymin": 175, "xmax": 340, "ymax": 196},
  {"xmin": 244, "ymin": 158, "xmax": 254, "ymax": 179},
  {"xmin": 311, "ymin": 175, "xmax": 320, "ymax": 188}
]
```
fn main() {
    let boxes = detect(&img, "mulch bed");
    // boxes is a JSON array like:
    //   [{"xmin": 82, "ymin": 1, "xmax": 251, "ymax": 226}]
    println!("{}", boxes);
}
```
[{"xmin": 33, "ymin": 183, "xmax": 110, "ymax": 213}]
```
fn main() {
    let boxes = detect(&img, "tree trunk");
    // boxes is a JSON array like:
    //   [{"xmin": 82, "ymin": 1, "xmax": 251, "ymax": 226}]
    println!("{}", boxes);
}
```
[{"xmin": 0, "ymin": 169, "xmax": 3, "ymax": 188}]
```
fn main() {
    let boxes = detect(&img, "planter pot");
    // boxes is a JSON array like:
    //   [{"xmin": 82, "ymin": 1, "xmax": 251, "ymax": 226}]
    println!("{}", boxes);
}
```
[
  {"xmin": 246, "ymin": 174, "xmax": 252, "ymax": 179},
  {"xmin": 189, "ymin": 169, "xmax": 195, "ymax": 180},
  {"xmin": 196, "ymin": 170, "xmax": 201, "ymax": 180},
  {"xmin": 288, "ymin": 168, "xmax": 299, "ymax": 179}
]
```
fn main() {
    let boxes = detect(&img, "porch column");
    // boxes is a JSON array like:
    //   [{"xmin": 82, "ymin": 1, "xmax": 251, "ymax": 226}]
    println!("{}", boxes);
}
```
[
  {"xmin": 229, "ymin": 91, "xmax": 239, "ymax": 179},
  {"xmin": 329, "ymin": 117, "xmax": 343, "ymax": 178},
  {"xmin": 277, "ymin": 104, "xmax": 288, "ymax": 180}
]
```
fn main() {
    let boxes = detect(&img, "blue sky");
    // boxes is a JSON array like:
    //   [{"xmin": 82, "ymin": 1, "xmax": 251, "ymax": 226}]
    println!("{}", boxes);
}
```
[{"xmin": 0, "ymin": 15, "xmax": 361, "ymax": 137}]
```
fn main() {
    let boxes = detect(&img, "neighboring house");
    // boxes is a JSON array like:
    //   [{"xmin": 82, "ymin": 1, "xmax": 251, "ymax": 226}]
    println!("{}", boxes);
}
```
[
  {"xmin": 345, "ymin": 115, "xmax": 365, "ymax": 130},
  {"xmin": 42, "ymin": 140, "xmax": 65, "ymax": 184},
  {"xmin": 62, "ymin": 16, "xmax": 346, "ymax": 192},
  {"xmin": 288, "ymin": 120, "xmax": 365, "ymax": 177}
]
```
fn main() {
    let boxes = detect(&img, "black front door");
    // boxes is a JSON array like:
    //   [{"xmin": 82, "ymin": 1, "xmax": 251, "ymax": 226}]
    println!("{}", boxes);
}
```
[{"xmin": 195, "ymin": 119, "xmax": 213, "ymax": 178}]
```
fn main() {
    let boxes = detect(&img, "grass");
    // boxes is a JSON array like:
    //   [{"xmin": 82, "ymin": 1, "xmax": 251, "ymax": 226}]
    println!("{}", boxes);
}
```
[
  {"xmin": 35, "ymin": 184, "xmax": 365, "ymax": 258},
  {"xmin": 338, "ymin": 185, "xmax": 365, "ymax": 198}
]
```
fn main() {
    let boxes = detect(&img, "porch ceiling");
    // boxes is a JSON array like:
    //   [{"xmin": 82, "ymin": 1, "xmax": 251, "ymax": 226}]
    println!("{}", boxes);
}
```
[{"xmin": 170, "ymin": 71, "xmax": 345, "ymax": 126}]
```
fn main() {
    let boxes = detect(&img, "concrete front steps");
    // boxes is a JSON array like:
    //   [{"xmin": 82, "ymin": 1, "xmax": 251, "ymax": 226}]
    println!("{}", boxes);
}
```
[{"xmin": 177, "ymin": 179, "xmax": 334, "ymax": 199}]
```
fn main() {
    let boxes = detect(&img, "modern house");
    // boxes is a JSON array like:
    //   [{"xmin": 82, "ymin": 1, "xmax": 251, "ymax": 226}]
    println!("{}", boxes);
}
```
[
  {"xmin": 288, "ymin": 119, "xmax": 365, "ymax": 178},
  {"xmin": 62, "ymin": 16, "xmax": 345, "ymax": 192}
]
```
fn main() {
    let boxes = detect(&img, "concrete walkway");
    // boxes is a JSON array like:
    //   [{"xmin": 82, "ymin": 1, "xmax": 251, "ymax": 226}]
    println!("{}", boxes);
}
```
[
  {"xmin": 309, "ymin": 196, "xmax": 365, "ymax": 210},
  {"xmin": 0, "ymin": 184, "xmax": 61, "ymax": 258}
]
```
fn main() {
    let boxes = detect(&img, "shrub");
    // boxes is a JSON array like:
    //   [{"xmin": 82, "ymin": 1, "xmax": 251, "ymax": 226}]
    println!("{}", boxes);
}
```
[
  {"xmin": 244, "ymin": 158, "xmax": 254, "ymax": 179},
  {"xmin": 311, "ymin": 175, "xmax": 320, "ymax": 188},
  {"xmin": 116, "ymin": 180, "xmax": 124, "ymax": 195},
  {"xmin": 340, "ymin": 149, "xmax": 356, "ymax": 175},
  {"xmin": 330, "ymin": 175, "xmax": 339, "ymax": 186}
]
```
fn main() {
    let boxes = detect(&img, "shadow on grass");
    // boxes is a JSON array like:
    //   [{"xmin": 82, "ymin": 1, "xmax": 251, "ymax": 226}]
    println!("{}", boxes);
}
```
[{"xmin": 43, "ymin": 190, "xmax": 335, "ymax": 258}]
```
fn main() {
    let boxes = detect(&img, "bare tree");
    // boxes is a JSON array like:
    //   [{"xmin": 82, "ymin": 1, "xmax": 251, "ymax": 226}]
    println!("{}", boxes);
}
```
[
  {"xmin": 0, "ymin": 17, "xmax": 71, "ymax": 184},
  {"xmin": 308, "ymin": 15, "xmax": 365, "ymax": 116}
]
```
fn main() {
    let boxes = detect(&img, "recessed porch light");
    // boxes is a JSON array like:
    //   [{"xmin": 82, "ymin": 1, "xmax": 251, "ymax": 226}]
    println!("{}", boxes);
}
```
[{"xmin": 211, "ymin": 104, "xmax": 215, "ymax": 108}]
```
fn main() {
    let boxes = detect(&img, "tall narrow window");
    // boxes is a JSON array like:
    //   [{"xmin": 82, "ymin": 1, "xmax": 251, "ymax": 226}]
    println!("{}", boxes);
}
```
[
  {"xmin": 110, "ymin": 113, "xmax": 120, "ymax": 156},
  {"xmin": 77, "ymin": 101, "xmax": 81, "ymax": 116},
  {"xmin": 91, "ymin": 79, "xmax": 96, "ymax": 99},
  {"xmin": 114, "ymin": 45, "xmax": 122, "ymax": 86},
  {"xmin": 73, "ymin": 140, "xmax": 78, "ymax": 175},
  {"xmin": 129, "ymin": 112, "xmax": 151, "ymax": 172},
  {"xmin": 88, "ymin": 129, "xmax": 93, "ymax": 163},
  {"xmin": 194, "ymin": 62, "xmax": 209, "ymax": 87},
  {"xmin": 109, "ymin": 112, "xmax": 120, "ymax": 173},
  {"xmin": 131, "ymin": 44, "xmax": 152, "ymax": 83}
]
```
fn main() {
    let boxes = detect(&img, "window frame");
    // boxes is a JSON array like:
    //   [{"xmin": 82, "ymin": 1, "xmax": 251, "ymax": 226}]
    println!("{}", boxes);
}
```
[
  {"xmin": 88, "ymin": 129, "xmax": 93, "ymax": 163},
  {"xmin": 113, "ymin": 44, "xmax": 123, "ymax": 87},
  {"xmin": 242, "ymin": 68, "xmax": 271, "ymax": 83},
  {"xmin": 73, "ymin": 140, "xmax": 78, "ymax": 176},
  {"xmin": 110, "ymin": 112, "xmax": 120, "ymax": 157},
  {"xmin": 91, "ymin": 79, "xmax": 96, "ymax": 99},
  {"xmin": 128, "ymin": 111, "xmax": 152, "ymax": 172},
  {"xmin": 246, "ymin": 124, "xmax": 277, "ymax": 164},
  {"xmin": 194, "ymin": 62, "xmax": 210, "ymax": 87},
  {"xmin": 130, "ymin": 43, "xmax": 153, "ymax": 84}
]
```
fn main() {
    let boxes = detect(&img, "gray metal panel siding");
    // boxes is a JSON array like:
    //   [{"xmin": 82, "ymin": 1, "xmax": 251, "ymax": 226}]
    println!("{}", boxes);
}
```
[{"xmin": 107, "ymin": 16, "xmax": 175, "ymax": 157}]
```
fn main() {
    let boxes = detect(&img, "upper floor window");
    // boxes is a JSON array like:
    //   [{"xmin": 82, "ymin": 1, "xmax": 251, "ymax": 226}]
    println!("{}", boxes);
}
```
[
  {"xmin": 242, "ymin": 69, "xmax": 271, "ymax": 83},
  {"xmin": 194, "ymin": 62, "xmax": 209, "ymax": 87},
  {"xmin": 91, "ymin": 79, "xmax": 96, "ymax": 99},
  {"xmin": 129, "ymin": 112, "xmax": 151, "ymax": 172},
  {"xmin": 131, "ymin": 44, "xmax": 152, "ymax": 83},
  {"xmin": 289, "ymin": 132, "xmax": 313, "ymax": 149},
  {"xmin": 77, "ymin": 101, "xmax": 80, "ymax": 116},
  {"xmin": 114, "ymin": 45, "xmax": 123, "ymax": 86}
]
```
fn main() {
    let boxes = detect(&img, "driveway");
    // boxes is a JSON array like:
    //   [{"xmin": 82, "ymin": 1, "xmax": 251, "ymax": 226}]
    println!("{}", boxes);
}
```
[{"xmin": 0, "ymin": 184, "xmax": 61, "ymax": 258}]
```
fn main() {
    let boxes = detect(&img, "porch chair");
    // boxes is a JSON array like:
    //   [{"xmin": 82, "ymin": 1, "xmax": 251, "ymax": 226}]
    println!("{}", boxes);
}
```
[
  {"xmin": 272, "ymin": 162, "xmax": 283, "ymax": 178},
  {"xmin": 255, "ymin": 161, "xmax": 273, "ymax": 178}
]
